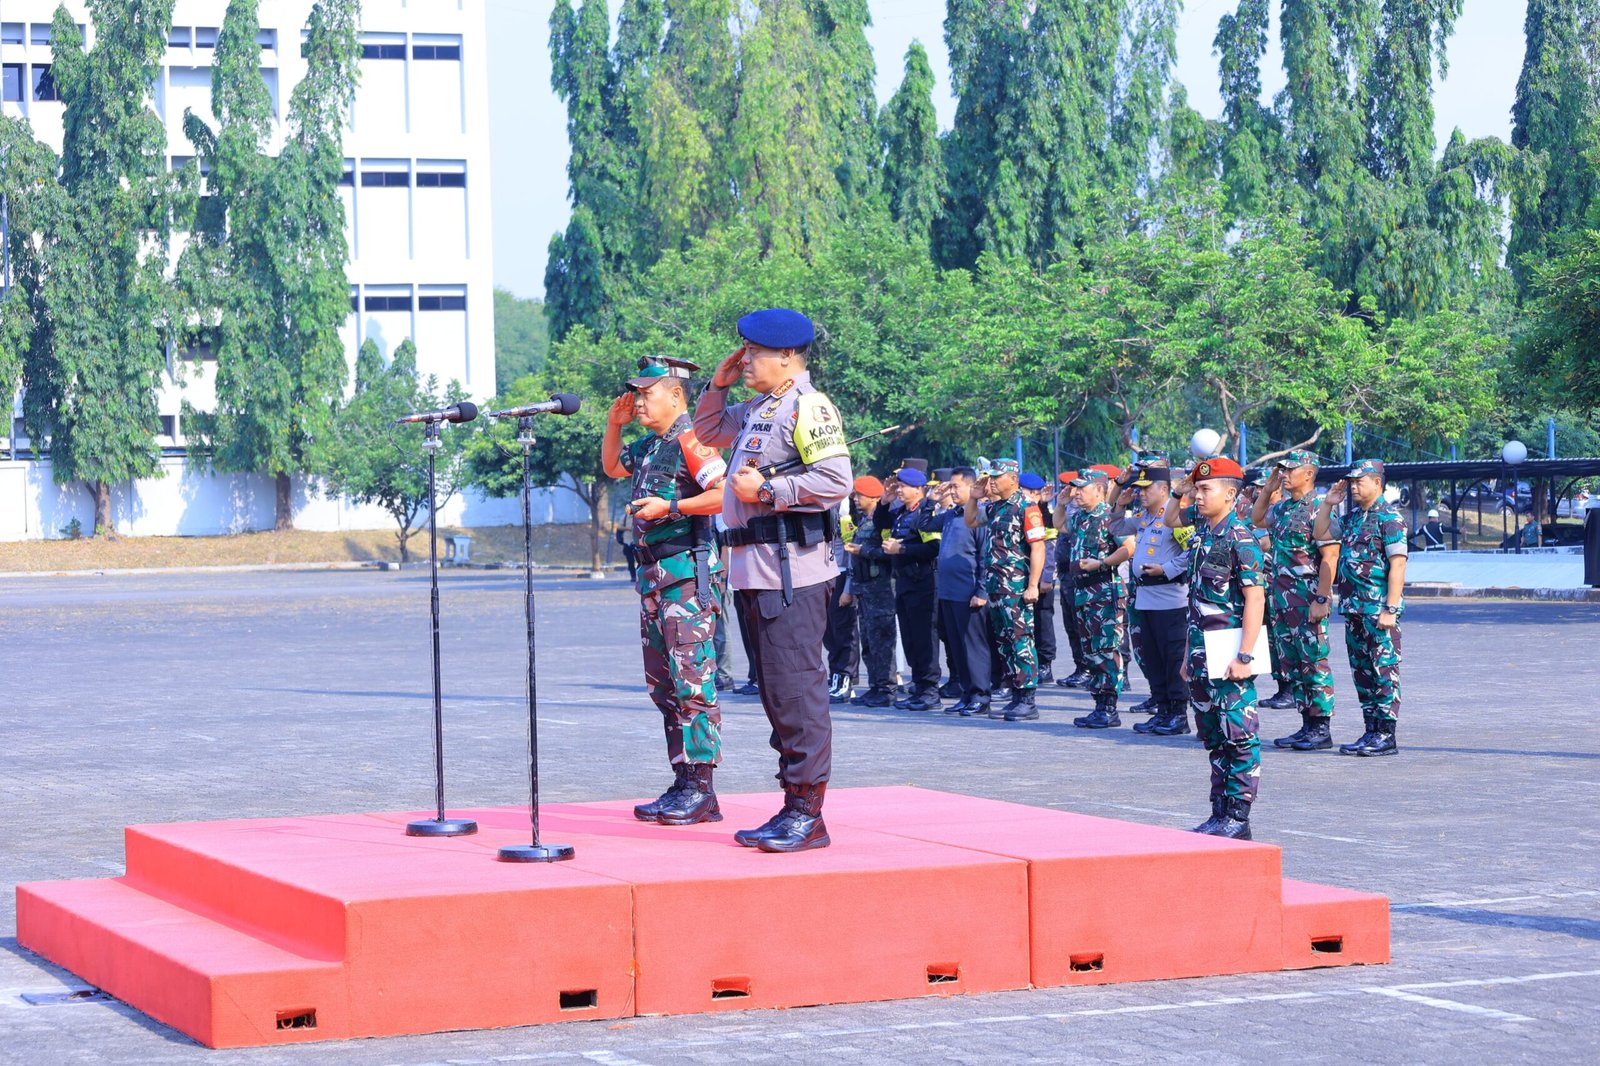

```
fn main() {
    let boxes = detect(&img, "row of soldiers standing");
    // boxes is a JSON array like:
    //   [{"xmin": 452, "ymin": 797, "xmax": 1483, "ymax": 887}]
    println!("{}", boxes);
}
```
[{"xmin": 828, "ymin": 448, "xmax": 1410, "ymax": 839}]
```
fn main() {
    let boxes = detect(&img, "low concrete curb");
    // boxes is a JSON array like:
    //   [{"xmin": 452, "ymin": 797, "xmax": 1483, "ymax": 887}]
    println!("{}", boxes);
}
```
[{"xmin": 1404, "ymin": 583, "xmax": 1600, "ymax": 603}]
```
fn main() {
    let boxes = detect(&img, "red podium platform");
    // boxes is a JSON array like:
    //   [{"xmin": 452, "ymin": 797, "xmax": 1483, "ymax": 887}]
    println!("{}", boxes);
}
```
[{"xmin": 16, "ymin": 787, "xmax": 1388, "ymax": 1048}]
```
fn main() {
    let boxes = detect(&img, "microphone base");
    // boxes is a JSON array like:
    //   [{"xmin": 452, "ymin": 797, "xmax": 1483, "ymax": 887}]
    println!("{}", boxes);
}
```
[
  {"xmin": 497, "ymin": 842, "xmax": 576, "ymax": 863},
  {"xmin": 405, "ymin": 817, "xmax": 479, "ymax": 838}
]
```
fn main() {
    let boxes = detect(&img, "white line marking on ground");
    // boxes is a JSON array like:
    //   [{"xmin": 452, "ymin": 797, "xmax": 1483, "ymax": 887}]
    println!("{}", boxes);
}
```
[
  {"xmin": 1362, "ymin": 987, "xmax": 1534, "ymax": 1023},
  {"xmin": 1392, "ymin": 890, "xmax": 1600, "ymax": 910}
]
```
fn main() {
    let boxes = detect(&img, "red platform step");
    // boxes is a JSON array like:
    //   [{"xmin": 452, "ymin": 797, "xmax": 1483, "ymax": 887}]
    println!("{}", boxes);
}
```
[{"xmin": 15, "ymin": 788, "xmax": 1389, "ymax": 1049}]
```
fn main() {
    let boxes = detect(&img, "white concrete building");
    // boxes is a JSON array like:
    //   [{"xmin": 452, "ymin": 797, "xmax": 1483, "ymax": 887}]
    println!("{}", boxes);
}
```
[{"xmin": 0, "ymin": 0, "xmax": 562, "ymax": 538}]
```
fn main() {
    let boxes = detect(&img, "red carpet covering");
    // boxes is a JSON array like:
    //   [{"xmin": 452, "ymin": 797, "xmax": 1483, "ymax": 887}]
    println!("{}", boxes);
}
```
[{"xmin": 16, "ymin": 787, "xmax": 1389, "ymax": 1048}]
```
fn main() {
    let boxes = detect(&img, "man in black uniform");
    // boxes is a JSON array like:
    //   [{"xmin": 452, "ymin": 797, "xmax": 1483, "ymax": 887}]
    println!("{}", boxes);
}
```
[
  {"xmin": 694, "ymin": 308, "xmax": 853, "ymax": 853},
  {"xmin": 884, "ymin": 463, "xmax": 943, "ymax": 710}
]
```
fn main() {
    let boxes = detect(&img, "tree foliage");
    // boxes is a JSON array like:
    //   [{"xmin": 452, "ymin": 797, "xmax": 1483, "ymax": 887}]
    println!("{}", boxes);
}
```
[
  {"xmin": 325, "ymin": 339, "xmax": 467, "ymax": 562},
  {"xmin": 493, "ymin": 288, "xmax": 551, "ymax": 393}
]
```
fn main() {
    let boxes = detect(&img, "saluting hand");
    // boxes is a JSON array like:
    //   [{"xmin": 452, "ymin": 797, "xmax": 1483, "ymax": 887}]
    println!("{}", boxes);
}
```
[
  {"xmin": 712, "ymin": 345, "xmax": 748, "ymax": 389},
  {"xmin": 607, "ymin": 393, "xmax": 636, "ymax": 427},
  {"xmin": 1324, "ymin": 480, "xmax": 1347, "ymax": 507}
]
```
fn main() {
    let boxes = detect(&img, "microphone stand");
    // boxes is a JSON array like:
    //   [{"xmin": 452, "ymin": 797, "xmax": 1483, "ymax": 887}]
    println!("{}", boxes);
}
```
[
  {"xmin": 406, "ymin": 418, "xmax": 478, "ymax": 838},
  {"xmin": 499, "ymin": 415, "xmax": 575, "ymax": 862}
]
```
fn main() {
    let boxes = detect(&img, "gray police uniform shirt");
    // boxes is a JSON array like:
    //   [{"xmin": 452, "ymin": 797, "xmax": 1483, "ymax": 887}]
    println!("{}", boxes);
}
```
[
  {"xmin": 1114, "ymin": 508, "xmax": 1190, "ymax": 611},
  {"xmin": 693, "ymin": 370, "xmax": 853, "ymax": 592}
]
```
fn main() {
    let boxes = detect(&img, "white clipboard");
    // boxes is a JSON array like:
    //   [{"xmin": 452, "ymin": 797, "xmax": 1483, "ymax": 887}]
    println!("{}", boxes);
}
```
[{"xmin": 1203, "ymin": 627, "xmax": 1273, "ymax": 681}]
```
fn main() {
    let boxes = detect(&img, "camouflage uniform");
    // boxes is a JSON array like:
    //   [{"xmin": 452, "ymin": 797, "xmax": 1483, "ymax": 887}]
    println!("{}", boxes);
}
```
[
  {"xmin": 847, "ymin": 500, "xmax": 898, "ymax": 697},
  {"xmin": 1186, "ymin": 506, "xmax": 1266, "ymax": 805},
  {"xmin": 983, "ymin": 489, "xmax": 1045, "ymax": 692},
  {"xmin": 1266, "ymin": 489, "xmax": 1339, "ymax": 719},
  {"xmin": 1069, "ymin": 500, "xmax": 1126, "ymax": 699},
  {"xmin": 1337, "ymin": 494, "xmax": 1406, "ymax": 725},
  {"xmin": 621, "ymin": 415, "xmax": 726, "ymax": 766}
]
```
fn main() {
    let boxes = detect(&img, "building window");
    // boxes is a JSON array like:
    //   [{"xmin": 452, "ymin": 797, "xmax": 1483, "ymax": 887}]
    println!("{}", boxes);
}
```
[
  {"xmin": 416, "ymin": 170, "xmax": 466, "ymax": 188},
  {"xmin": 179, "ymin": 344, "xmax": 216, "ymax": 361},
  {"xmin": 360, "ymin": 170, "xmax": 408, "ymax": 188},
  {"xmin": 339, "ymin": 165, "xmax": 355, "ymax": 186},
  {"xmin": 360, "ymin": 41, "xmax": 406, "ymax": 60},
  {"xmin": 159, "ymin": 415, "xmax": 177, "ymax": 438},
  {"xmin": 256, "ymin": 29, "xmax": 277, "ymax": 51},
  {"xmin": 412, "ymin": 44, "xmax": 461, "ymax": 61},
  {"xmin": 195, "ymin": 27, "xmax": 219, "ymax": 49},
  {"xmin": 30, "ymin": 23, "xmax": 52, "ymax": 46},
  {"xmin": 2, "ymin": 24, "xmax": 24, "ymax": 46},
  {"xmin": 168, "ymin": 26, "xmax": 191, "ymax": 47},
  {"xmin": 2, "ymin": 64, "xmax": 23, "ymax": 103},
  {"xmin": 31, "ymin": 65, "xmax": 57, "ymax": 102},
  {"xmin": 364, "ymin": 293, "xmax": 412, "ymax": 312},
  {"xmin": 418, "ymin": 292, "xmax": 467, "ymax": 311},
  {"xmin": 350, "ymin": 290, "xmax": 359, "ymax": 312}
]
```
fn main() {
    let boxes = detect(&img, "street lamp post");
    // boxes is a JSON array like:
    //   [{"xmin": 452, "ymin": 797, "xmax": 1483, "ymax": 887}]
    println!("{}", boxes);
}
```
[{"xmin": 1503, "ymin": 440, "xmax": 1527, "ymax": 554}]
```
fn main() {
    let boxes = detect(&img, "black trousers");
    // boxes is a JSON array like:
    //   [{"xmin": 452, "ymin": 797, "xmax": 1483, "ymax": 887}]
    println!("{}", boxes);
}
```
[
  {"xmin": 1035, "ymin": 582, "xmax": 1058, "ymax": 665},
  {"xmin": 1060, "ymin": 581, "xmax": 1086, "ymax": 670},
  {"xmin": 733, "ymin": 589, "xmax": 758, "ymax": 683},
  {"xmin": 1136, "ymin": 605, "xmax": 1189, "ymax": 705},
  {"xmin": 939, "ymin": 598, "xmax": 992, "ymax": 698},
  {"xmin": 894, "ymin": 574, "xmax": 940, "ymax": 694},
  {"xmin": 737, "ymin": 582, "xmax": 833, "ymax": 787},
  {"xmin": 823, "ymin": 575, "xmax": 859, "ymax": 681}
]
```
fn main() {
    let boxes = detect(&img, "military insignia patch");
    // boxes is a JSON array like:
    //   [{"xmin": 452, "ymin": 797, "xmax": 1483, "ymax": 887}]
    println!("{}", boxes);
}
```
[
  {"xmin": 793, "ymin": 394, "xmax": 849, "ymax": 465},
  {"xmin": 770, "ymin": 379, "xmax": 795, "ymax": 399},
  {"xmin": 1197, "ymin": 461, "xmax": 1213, "ymax": 478},
  {"xmin": 760, "ymin": 404, "xmax": 780, "ymax": 418},
  {"xmin": 745, "ymin": 436, "xmax": 764, "ymax": 452}
]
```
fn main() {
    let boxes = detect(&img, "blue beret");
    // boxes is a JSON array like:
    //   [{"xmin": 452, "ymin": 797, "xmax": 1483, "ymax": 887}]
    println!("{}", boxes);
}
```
[
  {"xmin": 738, "ymin": 308, "xmax": 815, "ymax": 350},
  {"xmin": 896, "ymin": 467, "xmax": 928, "ymax": 487},
  {"xmin": 1018, "ymin": 472, "xmax": 1046, "ymax": 490}
]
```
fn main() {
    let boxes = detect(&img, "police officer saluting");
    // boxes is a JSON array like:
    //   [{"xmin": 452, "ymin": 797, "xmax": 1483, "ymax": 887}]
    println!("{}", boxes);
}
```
[{"xmin": 694, "ymin": 309, "xmax": 853, "ymax": 852}]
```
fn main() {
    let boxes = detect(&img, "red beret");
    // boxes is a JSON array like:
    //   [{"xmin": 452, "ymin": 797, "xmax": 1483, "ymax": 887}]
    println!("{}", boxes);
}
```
[
  {"xmin": 1090, "ymin": 463, "xmax": 1123, "ymax": 480},
  {"xmin": 1193, "ymin": 457, "xmax": 1245, "ymax": 482},
  {"xmin": 1058, "ymin": 470, "xmax": 1079, "ymax": 484},
  {"xmin": 853, "ymin": 475, "xmax": 885, "ymax": 496}
]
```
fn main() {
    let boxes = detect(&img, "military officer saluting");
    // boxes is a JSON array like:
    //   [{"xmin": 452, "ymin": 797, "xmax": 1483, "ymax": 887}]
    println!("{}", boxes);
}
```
[
  {"xmin": 694, "ymin": 308, "xmax": 853, "ymax": 852},
  {"xmin": 1316, "ymin": 458, "xmax": 1407, "ymax": 757},
  {"xmin": 602, "ymin": 356, "xmax": 728, "ymax": 826}
]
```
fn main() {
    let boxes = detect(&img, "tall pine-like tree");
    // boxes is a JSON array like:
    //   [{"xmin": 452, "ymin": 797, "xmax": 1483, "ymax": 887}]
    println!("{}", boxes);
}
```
[
  {"xmin": 22, "ymin": 1, "xmax": 179, "ymax": 535},
  {"xmin": 879, "ymin": 41, "xmax": 944, "ymax": 244},
  {"xmin": 1510, "ymin": 0, "xmax": 1600, "ymax": 291}
]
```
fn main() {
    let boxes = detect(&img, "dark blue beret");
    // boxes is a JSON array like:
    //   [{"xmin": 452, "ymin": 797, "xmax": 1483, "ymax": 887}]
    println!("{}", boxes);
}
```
[
  {"xmin": 1018, "ymin": 472, "xmax": 1046, "ymax": 490},
  {"xmin": 738, "ymin": 308, "xmax": 815, "ymax": 350},
  {"xmin": 896, "ymin": 468, "xmax": 928, "ymax": 487}
]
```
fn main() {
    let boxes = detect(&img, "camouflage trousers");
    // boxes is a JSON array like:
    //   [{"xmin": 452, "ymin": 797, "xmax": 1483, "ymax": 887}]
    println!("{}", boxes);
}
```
[
  {"xmin": 640, "ymin": 579, "xmax": 721, "ymax": 765},
  {"xmin": 854, "ymin": 580, "xmax": 898, "ymax": 692},
  {"xmin": 1264, "ymin": 599, "xmax": 1288, "ymax": 687},
  {"xmin": 1073, "ymin": 587, "xmax": 1124, "ymax": 696},
  {"xmin": 987, "ymin": 592, "xmax": 1038, "ymax": 692},
  {"xmin": 1270, "ymin": 595, "xmax": 1335, "ymax": 717},
  {"xmin": 1344, "ymin": 613, "xmax": 1402, "ymax": 721},
  {"xmin": 1187, "ymin": 630, "xmax": 1261, "ymax": 803}
]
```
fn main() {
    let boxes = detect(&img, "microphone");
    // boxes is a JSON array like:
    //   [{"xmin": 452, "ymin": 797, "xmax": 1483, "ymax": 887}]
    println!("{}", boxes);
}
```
[
  {"xmin": 486, "ymin": 393, "xmax": 582, "ymax": 419},
  {"xmin": 394, "ymin": 401, "xmax": 478, "ymax": 425}
]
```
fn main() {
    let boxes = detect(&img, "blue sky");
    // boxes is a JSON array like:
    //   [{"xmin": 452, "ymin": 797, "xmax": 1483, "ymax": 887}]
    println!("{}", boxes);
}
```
[{"xmin": 485, "ymin": 1, "xmax": 1529, "ymax": 301}]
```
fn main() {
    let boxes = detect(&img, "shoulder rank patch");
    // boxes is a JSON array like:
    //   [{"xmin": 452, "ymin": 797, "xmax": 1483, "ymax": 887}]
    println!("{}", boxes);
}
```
[{"xmin": 793, "ymin": 393, "xmax": 849, "ymax": 466}]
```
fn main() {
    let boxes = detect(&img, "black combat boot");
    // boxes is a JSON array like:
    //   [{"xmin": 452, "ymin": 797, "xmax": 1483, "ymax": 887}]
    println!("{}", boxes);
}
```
[
  {"xmin": 854, "ymin": 687, "xmax": 894, "ymax": 707},
  {"xmin": 906, "ymin": 688, "xmax": 943, "ymax": 711},
  {"xmin": 1149, "ymin": 702, "xmax": 1192, "ymax": 735},
  {"xmin": 1206, "ymin": 797, "xmax": 1252, "ymax": 840},
  {"xmin": 1074, "ymin": 692, "xmax": 1121, "ymax": 729},
  {"xmin": 755, "ymin": 783, "xmax": 831, "ymax": 853},
  {"xmin": 1190, "ymin": 794, "xmax": 1226, "ymax": 834},
  {"xmin": 1356, "ymin": 719, "xmax": 1398, "ymax": 756},
  {"xmin": 939, "ymin": 679, "xmax": 964, "ymax": 699},
  {"xmin": 1061, "ymin": 668, "xmax": 1091, "ymax": 688},
  {"xmin": 1128, "ymin": 694, "xmax": 1160, "ymax": 714},
  {"xmin": 1037, "ymin": 663, "xmax": 1054, "ymax": 684},
  {"xmin": 656, "ymin": 763, "xmax": 721, "ymax": 825},
  {"xmin": 1339, "ymin": 713, "xmax": 1379, "ymax": 755},
  {"xmin": 633, "ymin": 764, "xmax": 688, "ymax": 822},
  {"xmin": 1274, "ymin": 710, "xmax": 1312, "ymax": 749},
  {"xmin": 1259, "ymin": 684, "xmax": 1297, "ymax": 710},
  {"xmin": 1292, "ymin": 717, "xmax": 1333, "ymax": 751},
  {"xmin": 961, "ymin": 695, "xmax": 992, "ymax": 718},
  {"xmin": 1003, "ymin": 687, "xmax": 1039, "ymax": 721}
]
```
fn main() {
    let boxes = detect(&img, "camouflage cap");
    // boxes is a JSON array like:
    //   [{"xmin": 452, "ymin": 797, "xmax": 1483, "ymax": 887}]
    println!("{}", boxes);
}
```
[
  {"xmin": 627, "ymin": 355, "xmax": 700, "ymax": 390},
  {"xmin": 1345, "ymin": 457, "xmax": 1385, "ymax": 481},
  {"xmin": 1070, "ymin": 469, "xmax": 1110, "ymax": 488},
  {"xmin": 990, "ymin": 458, "xmax": 1020, "ymax": 476},
  {"xmin": 1274, "ymin": 448, "xmax": 1320, "ymax": 469},
  {"xmin": 1135, "ymin": 450, "xmax": 1171, "ymax": 469},
  {"xmin": 1245, "ymin": 466, "xmax": 1271, "ymax": 487}
]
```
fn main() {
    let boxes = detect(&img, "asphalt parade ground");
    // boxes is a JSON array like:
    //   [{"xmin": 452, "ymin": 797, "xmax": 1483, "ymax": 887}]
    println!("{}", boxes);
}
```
[{"xmin": 2, "ymin": 568, "xmax": 1596, "ymax": 1065}]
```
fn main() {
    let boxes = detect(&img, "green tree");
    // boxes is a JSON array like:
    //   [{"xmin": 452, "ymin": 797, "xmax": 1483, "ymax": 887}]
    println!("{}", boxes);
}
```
[
  {"xmin": 1519, "ymin": 208, "xmax": 1600, "ymax": 413},
  {"xmin": 177, "ymin": 0, "xmax": 360, "ymax": 530},
  {"xmin": 493, "ymin": 288, "xmax": 550, "ymax": 393},
  {"xmin": 21, "ymin": 2, "xmax": 180, "ymax": 536},
  {"xmin": 1510, "ymin": 0, "xmax": 1600, "ymax": 291},
  {"xmin": 0, "ymin": 118, "xmax": 60, "ymax": 421},
  {"xmin": 878, "ymin": 42, "xmax": 943, "ymax": 244},
  {"xmin": 325, "ymin": 339, "xmax": 468, "ymax": 562}
]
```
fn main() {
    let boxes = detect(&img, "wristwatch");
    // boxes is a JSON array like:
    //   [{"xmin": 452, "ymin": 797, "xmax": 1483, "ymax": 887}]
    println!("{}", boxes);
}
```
[
  {"xmin": 1313, "ymin": 594, "xmax": 1330, "ymax": 605},
  {"xmin": 1384, "ymin": 603, "xmax": 1403, "ymax": 613},
  {"xmin": 1236, "ymin": 652, "xmax": 1255, "ymax": 664},
  {"xmin": 668, "ymin": 499, "xmax": 680, "ymax": 517},
  {"xmin": 756, "ymin": 480, "xmax": 776, "ymax": 506}
]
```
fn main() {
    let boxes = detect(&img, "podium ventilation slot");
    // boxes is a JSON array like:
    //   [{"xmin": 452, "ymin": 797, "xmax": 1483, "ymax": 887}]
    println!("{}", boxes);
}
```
[
  {"xmin": 926, "ymin": 963, "xmax": 960, "ymax": 984},
  {"xmin": 559, "ymin": 989, "xmax": 598, "ymax": 1010},
  {"xmin": 1311, "ymin": 937, "xmax": 1344, "ymax": 955},
  {"xmin": 275, "ymin": 1008, "xmax": 316, "ymax": 1031},
  {"xmin": 1070, "ymin": 953, "xmax": 1105, "ymax": 973},
  {"xmin": 711, "ymin": 977, "xmax": 751, "ymax": 1000}
]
